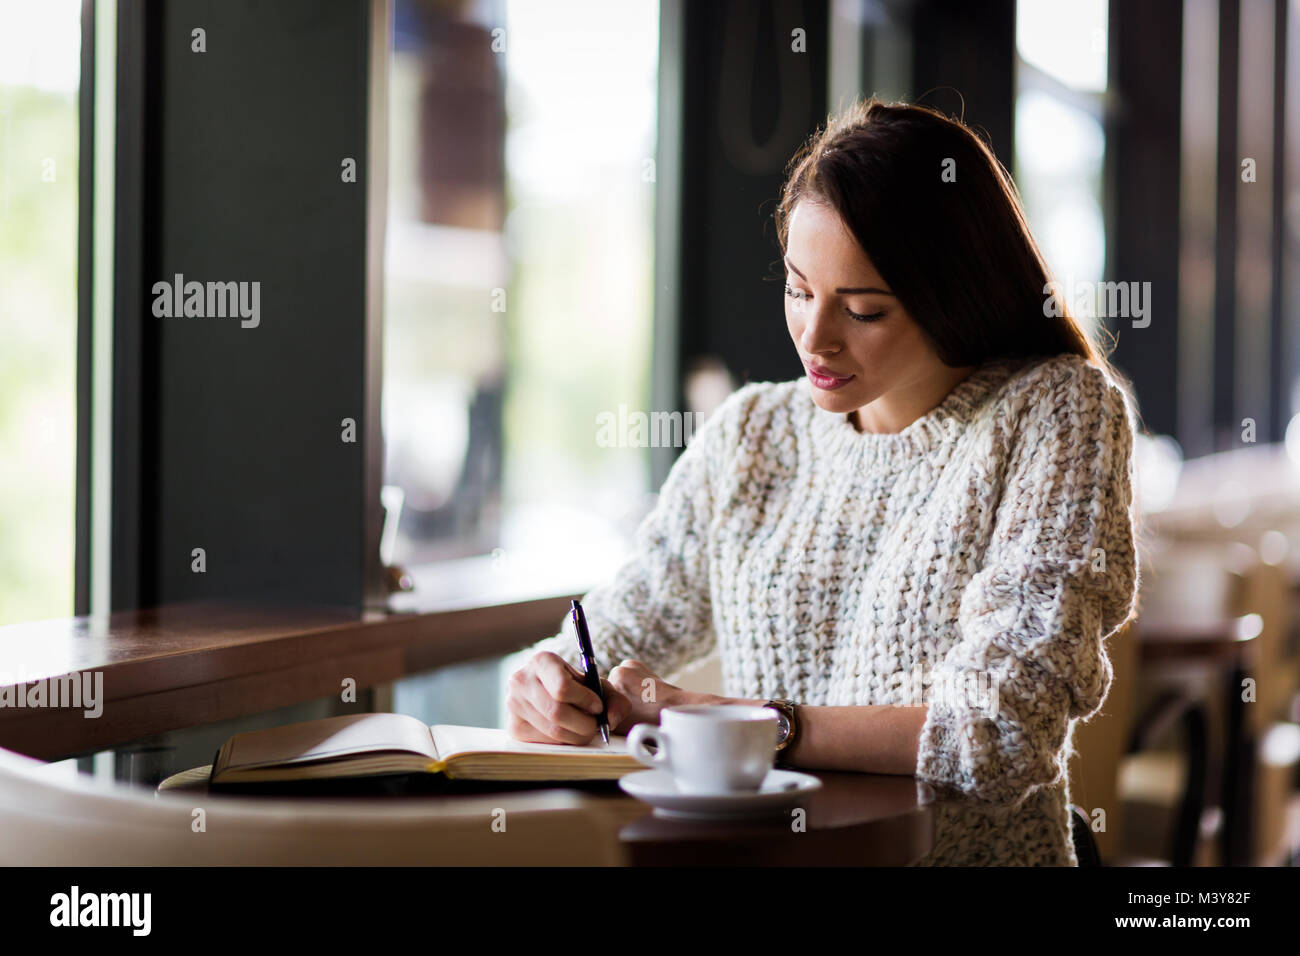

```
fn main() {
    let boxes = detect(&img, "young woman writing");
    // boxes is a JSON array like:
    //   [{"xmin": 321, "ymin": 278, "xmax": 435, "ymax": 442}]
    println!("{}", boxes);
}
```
[{"xmin": 506, "ymin": 97, "xmax": 1140, "ymax": 866}]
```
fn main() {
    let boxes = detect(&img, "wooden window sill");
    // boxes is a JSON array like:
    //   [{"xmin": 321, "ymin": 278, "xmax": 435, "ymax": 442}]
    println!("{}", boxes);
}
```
[{"xmin": 0, "ymin": 585, "xmax": 583, "ymax": 762}]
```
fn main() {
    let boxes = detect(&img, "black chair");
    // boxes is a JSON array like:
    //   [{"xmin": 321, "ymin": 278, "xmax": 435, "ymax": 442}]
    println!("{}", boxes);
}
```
[
  {"xmin": 1126, "ymin": 690, "xmax": 1209, "ymax": 867},
  {"xmin": 1070, "ymin": 688, "xmax": 1208, "ymax": 866},
  {"xmin": 1069, "ymin": 803, "xmax": 1102, "ymax": 866}
]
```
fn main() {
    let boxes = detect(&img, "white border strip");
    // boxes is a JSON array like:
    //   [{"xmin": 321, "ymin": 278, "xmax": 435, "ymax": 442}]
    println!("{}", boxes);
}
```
[{"xmin": 90, "ymin": 0, "xmax": 116, "ymax": 616}]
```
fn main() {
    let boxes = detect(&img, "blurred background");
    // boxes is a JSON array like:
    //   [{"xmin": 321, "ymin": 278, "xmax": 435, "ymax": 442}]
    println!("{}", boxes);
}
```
[{"xmin": 1, "ymin": 0, "xmax": 1298, "ymax": 865}]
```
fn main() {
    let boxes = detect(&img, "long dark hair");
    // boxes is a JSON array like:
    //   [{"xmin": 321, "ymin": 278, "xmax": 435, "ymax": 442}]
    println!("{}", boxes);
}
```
[
  {"xmin": 773, "ymin": 96, "xmax": 1127, "ymax": 388},
  {"xmin": 774, "ymin": 96, "xmax": 1153, "ymax": 581}
]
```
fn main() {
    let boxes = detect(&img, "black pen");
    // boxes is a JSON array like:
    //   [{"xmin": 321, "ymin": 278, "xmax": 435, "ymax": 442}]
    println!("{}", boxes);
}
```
[{"xmin": 571, "ymin": 600, "xmax": 610, "ymax": 746}]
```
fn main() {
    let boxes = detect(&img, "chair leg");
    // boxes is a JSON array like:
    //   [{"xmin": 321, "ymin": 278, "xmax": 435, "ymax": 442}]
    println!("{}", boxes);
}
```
[
  {"xmin": 1069, "ymin": 803, "xmax": 1102, "ymax": 866},
  {"xmin": 1172, "ymin": 702, "xmax": 1208, "ymax": 867},
  {"xmin": 1128, "ymin": 690, "xmax": 1212, "ymax": 866}
]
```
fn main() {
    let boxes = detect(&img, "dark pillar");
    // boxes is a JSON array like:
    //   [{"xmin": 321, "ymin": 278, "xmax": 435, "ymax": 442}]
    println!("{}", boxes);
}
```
[
  {"xmin": 1106, "ymin": 0, "xmax": 1184, "ymax": 441},
  {"xmin": 111, "ymin": 0, "xmax": 384, "ymax": 609}
]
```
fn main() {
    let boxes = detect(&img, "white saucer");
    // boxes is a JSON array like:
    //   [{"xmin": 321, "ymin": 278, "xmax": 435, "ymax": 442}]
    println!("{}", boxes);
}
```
[{"xmin": 618, "ymin": 768, "xmax": 822, "ymax": 820}]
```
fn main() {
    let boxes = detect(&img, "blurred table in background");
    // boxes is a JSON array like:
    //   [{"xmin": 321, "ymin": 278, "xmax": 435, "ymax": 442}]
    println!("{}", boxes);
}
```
[{"xmin": 1122, "ymin": 441, "xmax": 1300, "ymax": 865}]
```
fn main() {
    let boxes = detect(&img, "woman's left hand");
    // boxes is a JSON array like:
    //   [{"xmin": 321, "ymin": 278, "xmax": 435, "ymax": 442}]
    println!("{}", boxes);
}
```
[{"xmin": 605, "ymin": 659, "xmax": 715, "ymax": 733}]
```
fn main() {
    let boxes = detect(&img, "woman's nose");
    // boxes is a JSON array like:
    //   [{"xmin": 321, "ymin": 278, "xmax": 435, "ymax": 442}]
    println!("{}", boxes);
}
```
[{"xmin": 798, "ymin": 301, "xmax": 840, "ymax": 354}]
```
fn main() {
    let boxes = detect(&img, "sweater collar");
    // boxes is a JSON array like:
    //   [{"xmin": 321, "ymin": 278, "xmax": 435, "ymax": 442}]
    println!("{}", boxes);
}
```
[{"xmin": 806, "ymin": 355, "xmax": 1033, "ymax": 469}]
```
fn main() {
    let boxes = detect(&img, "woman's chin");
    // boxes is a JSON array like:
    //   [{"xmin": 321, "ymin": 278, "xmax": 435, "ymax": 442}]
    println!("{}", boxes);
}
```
[{"xmin": 806, "ymin": 381, "xmax": 862, "ymax": 412}]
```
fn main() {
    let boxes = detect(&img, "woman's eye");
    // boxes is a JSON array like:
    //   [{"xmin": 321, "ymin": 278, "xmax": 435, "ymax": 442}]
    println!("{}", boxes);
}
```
[
  {"xmin": 847, "ymin": 308, "xmax": 886, "ymax": 323},
  {"xmin": 786, "ymin": 282, "xmax": 885, "ymax": 322}
]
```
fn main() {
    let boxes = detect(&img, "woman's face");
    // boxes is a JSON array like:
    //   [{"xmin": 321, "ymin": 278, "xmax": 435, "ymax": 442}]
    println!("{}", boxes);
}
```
[{"xmin": 783, "ymin": 199, "xmax": 951, "ymax": 428}]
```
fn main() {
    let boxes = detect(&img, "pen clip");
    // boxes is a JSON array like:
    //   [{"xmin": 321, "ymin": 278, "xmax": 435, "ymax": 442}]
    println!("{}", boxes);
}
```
[{"xmin": 572, "ymin": 601, "xmax": 594, "ymax": 654}]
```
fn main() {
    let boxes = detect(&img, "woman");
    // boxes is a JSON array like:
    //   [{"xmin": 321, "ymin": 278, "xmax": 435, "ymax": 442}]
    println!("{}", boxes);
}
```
[{"xmin": 507, "ymin": 97, "xmax": 1141, "ymax": 866}]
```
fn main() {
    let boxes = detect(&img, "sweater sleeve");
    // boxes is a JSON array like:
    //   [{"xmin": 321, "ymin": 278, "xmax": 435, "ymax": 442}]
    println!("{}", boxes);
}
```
[
  {"xmin": 524, "ymin": 387, "xmax": 749, "ymax": 678},
  {"xmin": 915, "ymin": 362, "xmax": 1140, "ymax": 808}
]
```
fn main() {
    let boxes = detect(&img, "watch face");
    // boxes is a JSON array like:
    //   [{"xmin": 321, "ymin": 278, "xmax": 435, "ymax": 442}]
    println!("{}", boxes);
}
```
[{"xmin": 775, "ymin": 712, "xmax": 791, "ymax": 739}]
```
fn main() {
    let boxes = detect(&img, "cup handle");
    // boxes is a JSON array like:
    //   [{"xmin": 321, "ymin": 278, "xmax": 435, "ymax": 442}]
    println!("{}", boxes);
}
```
[{"xmin": 627, "ymin": 723, "xmax": 670, "ymax": 769}]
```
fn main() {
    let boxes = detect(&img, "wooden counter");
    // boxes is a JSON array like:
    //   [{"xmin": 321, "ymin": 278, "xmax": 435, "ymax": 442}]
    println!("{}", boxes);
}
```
[{"xmin": 0, "ymin": 595, "xmax": 576, "ymax": 761}]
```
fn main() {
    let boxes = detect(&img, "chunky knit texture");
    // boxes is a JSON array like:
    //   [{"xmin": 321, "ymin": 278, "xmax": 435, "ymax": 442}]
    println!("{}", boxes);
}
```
[{"xmin": 531, "ymin": 352, "xmax": 1140, "ymax": 865}]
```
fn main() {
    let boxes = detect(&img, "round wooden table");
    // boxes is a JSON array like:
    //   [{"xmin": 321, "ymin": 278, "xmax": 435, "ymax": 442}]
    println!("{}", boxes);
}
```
[{"xmin": 160, "ymin": 765, "xmax": 935, "ymax": 866}]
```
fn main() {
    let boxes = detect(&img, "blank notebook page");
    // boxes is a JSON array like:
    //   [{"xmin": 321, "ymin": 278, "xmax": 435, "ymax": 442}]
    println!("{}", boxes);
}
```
[
  {"xmin": 224, "ymin": 713, "xmax": 439, "ymax": 769},
  {"xmin": 432, "ymin": 724, "xmax": 630, "ymax": 760}
]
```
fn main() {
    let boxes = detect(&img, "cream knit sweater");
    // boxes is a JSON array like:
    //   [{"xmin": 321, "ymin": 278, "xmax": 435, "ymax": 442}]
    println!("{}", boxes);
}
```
[{"xmin": 531, "ymin": 352, "xmax": 1140, "ymax": 866}]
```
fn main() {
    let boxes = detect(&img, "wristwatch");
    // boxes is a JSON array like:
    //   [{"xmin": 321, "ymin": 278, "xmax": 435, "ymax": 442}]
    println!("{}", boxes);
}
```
[{"xmin": 764, "ymin": 698, "xmax": 799, "ymax": 759}]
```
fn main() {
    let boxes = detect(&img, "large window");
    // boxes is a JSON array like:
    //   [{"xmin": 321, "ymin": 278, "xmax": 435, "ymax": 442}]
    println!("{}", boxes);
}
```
[
  {"xmin": 1013, "ymin": 0, "xmax": 1108, "ymax": 343},
  {"xmin": 384, "ymin": 0, "xmax": 661, "ymax": 726},
  {"xmin": 384, "ymin": 0, "xmax": 659, "ymax": 588},
  {"xmin": 0, "ymin": 0, "xmax": 82, "ymax": 625}
]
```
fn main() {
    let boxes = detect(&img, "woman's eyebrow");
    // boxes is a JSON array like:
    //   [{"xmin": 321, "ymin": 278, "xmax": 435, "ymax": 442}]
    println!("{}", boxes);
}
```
[{"xmin": 784, "ymin": 257, "xmax": 895, "ymax": 296}]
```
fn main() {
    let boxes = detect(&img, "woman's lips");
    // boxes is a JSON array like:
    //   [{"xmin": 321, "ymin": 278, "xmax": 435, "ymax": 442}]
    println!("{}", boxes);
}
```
[{"xmin": 805, "ymin": 362, "xmax": 855, "ymax": 390}]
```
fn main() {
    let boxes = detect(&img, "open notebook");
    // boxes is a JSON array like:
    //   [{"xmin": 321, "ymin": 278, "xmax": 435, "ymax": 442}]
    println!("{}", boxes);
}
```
[{"xmin": 209, "ymin": 712, "xmax": 644, "ymax": 786}]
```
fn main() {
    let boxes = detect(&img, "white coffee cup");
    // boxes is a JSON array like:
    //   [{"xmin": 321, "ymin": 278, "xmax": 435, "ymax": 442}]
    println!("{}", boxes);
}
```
[{"xmin": 626, "ymin": 704, "xmax": 779, "ymax": 794}]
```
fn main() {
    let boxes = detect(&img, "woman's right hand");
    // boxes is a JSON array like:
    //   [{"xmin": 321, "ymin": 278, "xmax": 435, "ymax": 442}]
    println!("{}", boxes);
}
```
[{"xmin": 506, "ymin": 651, "xmax": 634, "ymax": 745}]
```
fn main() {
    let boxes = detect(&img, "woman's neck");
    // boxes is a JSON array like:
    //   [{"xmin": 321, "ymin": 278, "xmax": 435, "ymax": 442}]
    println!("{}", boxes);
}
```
[{"xmin": 850, "ymin": 363, "xmax": 979, "ymax": 434}]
